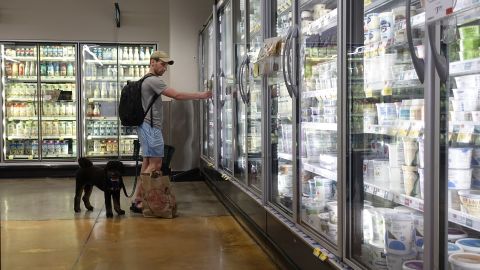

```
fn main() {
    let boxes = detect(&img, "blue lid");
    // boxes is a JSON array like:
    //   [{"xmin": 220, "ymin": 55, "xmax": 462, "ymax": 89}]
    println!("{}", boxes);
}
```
[
  {"xmin": 448, "ymin": 243, "xmax": 462, "ymax": 252},
  {"xmin": 457, "ymin": 238, "xmax": 480, "ymax": 248}
]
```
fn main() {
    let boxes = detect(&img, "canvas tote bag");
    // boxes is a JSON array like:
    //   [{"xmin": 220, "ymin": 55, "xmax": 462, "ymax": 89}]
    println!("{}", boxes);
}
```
[{"xmin": 141, "ymin": 172, "xmax": 177, "ymax": 218}]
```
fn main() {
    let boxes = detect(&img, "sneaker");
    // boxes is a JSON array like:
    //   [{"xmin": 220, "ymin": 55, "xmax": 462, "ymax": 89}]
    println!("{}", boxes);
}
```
[{"xmin": 130, "ymin": 202, "xmax": 142, "ymax": 213}]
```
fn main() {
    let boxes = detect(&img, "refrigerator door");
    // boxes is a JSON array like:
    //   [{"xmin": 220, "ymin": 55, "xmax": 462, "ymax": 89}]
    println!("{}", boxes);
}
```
[
  {"xmin": 2, "ymin": 42, "xmax": 40, "ymax": 161},
  {"xmin": 81, "ymin": 44, "xmax": 121, "ymax": 159},
  {"xmin": 434, "ymin": 3, "xmax": 480, "ymax": 269},
  {"xmin": 218, "ymin": 2, "xmax": 235, "ymax": 173},
  {"xmin": 346, "ymin": 1, "xmax": 427, "ymax": 269},
  {"xmin": 298, "ymin": 0, "xmax": 339, "ymax": 245},
  {"xmin": 267, "ymin": 0, "xmax": 295, "ymax": 213},
  {"xmin": 39, "ymin": 43, "xmax": 78, "ymax": 160},
  {"xmin": 118, "ymin": 44, "xmax": 155, "ymax": 159},
  {"xmin": 246, "ymin": 0, "xmax": 263, "ymax": 194},
  {"xmin": 207, "ymin": 23, "xmax": 216, "ymax": 161},
  {"xmin": 234, "ymin": 0, "xmax": 248, "ymax": 184}
]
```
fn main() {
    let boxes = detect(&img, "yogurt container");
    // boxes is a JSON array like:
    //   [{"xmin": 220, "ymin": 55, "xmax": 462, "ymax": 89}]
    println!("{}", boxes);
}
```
[
  {"xmin": 449, "ymin": 253, "xmax": 480, "ymax": 270},
  {"xmin": 364, "ymin": 241, "xmax": 388, "ymax": 269},
  {"xmin": 372, "ymin": 208, "xmax": 396, "ymax": 244},
  {"xmin": 413, "ymin": 214, "xmax": 424, "ymax": 251},
  {"xmin": 449, "ymin": 243, "xmax": 464, "ymax": 255},
  {"xmin": 449, "ymin": 148, "xmax": 473, "ymax": 169},
  {"xmin": 327, "ymin": 201, "xmax": 338, "ymax": 224},
  {"xmin": 448, "ymin": 169, "xmax": 473, "ymax": 189},
  {"xmin": 373, "ymin": 160, "xmax": 390, "ymax": 185},
  {"xmin": 388, "ymin": 142, "xmax": 405, "ymax": 168},
  {"xmin": 403, "ymin": 140, "xmax": 419, "ymax": 166},
  {"xmin": 390, "ymin": 167, "xmax": 404, "ymax": 192},
  {"xmin": 402, "ymin": 260, "xmax": 423, "ymax": 270},
  {"xmin": 403, "ymin": 165, "xmax": 419, "ymax": 197},
  {"xmin": 449, "ymin": 228, "xmax": 469, "ymax": 243},
  {"xmin": 456, "ymin": 238, "xmax": 480, "ymax": 254},
  {"xmin": 418, "ymin": 168, "xmax": 424, "ymax": 199},
  {"xmin": 384, "ymin": 212, "xmax": 415, "ymax": 255},
  {"xmin": 387, "ymin": 252, "xmax": 417, "ymax": 270}
]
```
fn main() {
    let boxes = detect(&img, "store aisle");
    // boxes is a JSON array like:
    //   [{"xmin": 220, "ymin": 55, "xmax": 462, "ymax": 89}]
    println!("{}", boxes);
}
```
[{"xmin": 0, "ymin": 178, "xmax": 279, "ymax": 270}]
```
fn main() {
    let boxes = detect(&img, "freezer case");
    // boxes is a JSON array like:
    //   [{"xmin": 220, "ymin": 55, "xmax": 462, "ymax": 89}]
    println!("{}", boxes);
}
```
[
  {"xmin": 346, "ymin": 0, "xmax": 427, "ymax": 269},
  {"xmin": 81, "ymin": 43, "xmax": 155, "ymax": 160},
  {"xmin": 2, "ymin": 42, "xmax": 78, "ymax": 161}
]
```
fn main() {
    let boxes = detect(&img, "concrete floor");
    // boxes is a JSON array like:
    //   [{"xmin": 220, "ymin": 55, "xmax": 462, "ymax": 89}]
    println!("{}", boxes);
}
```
[{"xmin": 0, "ymin": 177, "xmax": 279, "ymax": 270}]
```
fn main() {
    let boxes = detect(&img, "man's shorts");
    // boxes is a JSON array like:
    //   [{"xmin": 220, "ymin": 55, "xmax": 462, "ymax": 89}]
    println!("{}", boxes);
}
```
[{"xmin": 137, "ymin": 122, "xmax": 164, "ymax": 158}]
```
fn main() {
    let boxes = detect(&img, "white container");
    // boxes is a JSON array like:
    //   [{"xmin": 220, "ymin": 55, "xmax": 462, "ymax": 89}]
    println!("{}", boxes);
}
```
[
  {"xmin": 449, "ymin": 253, "xmax": 480, "ymax": 270},
  {"xmin": 372, "ymin": 208, "xmax": 396, "ymax": 245},
  {"xmin": 403, "ymin": 139, "xmax": 419, "ymax": 166},
  {"xmin": 390, "ymin": 167, "xmax": 404, "ymax": 192},
  {"xmin": 448, "ymin": 169, "xmax": 473, "ymax": 189},
  {"xmin": 472, "ymin": 111, "xmax": 480, "ymax": 123},
  {"xmin": 364, "ymin": 159, "xmax": 375, "ymax": 182},
  {"xmin": 450, "ymin": 190, "xmax": 462, "ymax": 210},
  {"xmin": 373, "ymin": 160, "xmax": 390, "ymax": 185},
  {"xmin": 402, "ymin": 260, "xmax": 423, "ymax": 270},
  {"xmin": 364, "ymin": 241, "xmax": 389, "ymax": 269},
  {"xmin": 327, "ymin": 201, "xmax": 337, "ymax": 224},
  {"xmin": 388, "ymin": 142, "xmax": 405, "ymax": 168},
  {"xmin": 387, "ymin": 252, "xmax": 417, "ymax": 270},
  {"xmin": 363, "ymin": 206, "xmax": 375, "ymax": 243},
  {"xmin": 456, "ymin": 239, "xmax": 480, "ymax": 254},
  {"xmin": 452, "ymin": 98, "xmax": 477, "ymax": 112},
  {"xmin": 449, "ymin": 148, "xmax": 473, "ymax": 169},
  {"xmin": 367, "ymin": 13, "xmax": 380, "ymax": 30},
  {"xmin": 449, "ymin": 243, "xmax": 464, "ymax": 255},
  {"xmin": 449, "ymin": 228, "xmax": 469, "ymax": 242},
  {"xmin": 455, "ymin": 74, "xmax": 480, "ymax": 89},
  {"xmin": 384, "ymin": 212, "xmax": 415, "ymax": 255},
  {"xmin": 458, "ymin": 190, "xmax": 480, "ymax": 217},
  {"xmin": 403, "ymin": 165, "xmax": 419, "ymax": 197},
  {"xmin": 413, "ymin": 213, "xmax": 424, "ymax": 251},
  {"xmin": 376, "ymin": 103, "xmax": 397, "ymax": 125},
  {"xmin": 379, "ymin": 12, "xmax": 394, "ymax": 43}
]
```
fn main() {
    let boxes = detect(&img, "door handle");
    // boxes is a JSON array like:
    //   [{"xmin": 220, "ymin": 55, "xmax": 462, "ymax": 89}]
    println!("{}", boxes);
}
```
[
  {"xmin": 406, "ymin": 0, "xmax": 425, "ymax": 83},
  {"xmin": 287, "ymin": 26, "xmax": 299, "ymax": 98},
  {"xmin": 427, "ymin": 23, "xmax": 449, "ymax": 84},
  {"xmin": 282, "ymin": 27, "xmax": 294, "ymax": 98}
]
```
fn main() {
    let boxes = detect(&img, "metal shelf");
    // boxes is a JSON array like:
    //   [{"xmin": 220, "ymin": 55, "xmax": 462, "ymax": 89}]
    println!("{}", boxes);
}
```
[
  {"xmin": 364, "ymin": 181, "xmax": 424, "ymax": 212},
  {"xmin": 449, "ymin": 209, "xmax": 480, "ymax": 232},
  {"xmin": 302, "ymin": 162, "xmax": 337, "ymax": 181}
]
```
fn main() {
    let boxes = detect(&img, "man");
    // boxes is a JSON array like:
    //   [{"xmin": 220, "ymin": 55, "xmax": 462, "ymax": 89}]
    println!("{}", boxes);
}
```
[{"xmin": 131, "ymin": 51, "xmax": 212, "ymax": 212}]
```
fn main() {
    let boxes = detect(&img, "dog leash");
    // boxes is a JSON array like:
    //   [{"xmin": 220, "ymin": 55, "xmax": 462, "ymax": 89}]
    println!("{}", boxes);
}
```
[{"xmin": 122, "ymin": 139, "xmax": 141, "ymax": 198}]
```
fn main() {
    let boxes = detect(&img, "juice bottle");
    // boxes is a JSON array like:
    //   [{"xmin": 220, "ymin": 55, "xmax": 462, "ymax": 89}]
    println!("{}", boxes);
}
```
[
  {"xmin": 134, "ymin": 47, "xmax": 139, "ymax": 61},
  {"xmin": 67, "ymin": 62, "xmax": 74, "ymax": 76},
  {"xmin": 12, "ymin": 62, "xmax": 18, "ymax": 77},
  {"xmin": 128, "ymin": 47, "xmax": 133, "ymax": 60},
  {"xmin": 60, "ymin": 63, "xmax": 67, "ymax": 76}
]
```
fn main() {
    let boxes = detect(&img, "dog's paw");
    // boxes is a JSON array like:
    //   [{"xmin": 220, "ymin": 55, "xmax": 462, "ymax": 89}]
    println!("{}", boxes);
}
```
[
  {"xmin": 117, "ymin": 209, "xmax": 125, "ymax": 215},
  {"xmin": 86, "ymin": 206, "xmax": 94, "ymax": 211},
  {"xmin": 106, "ymin": 212, "xmax": 114, "ymax": 218}
]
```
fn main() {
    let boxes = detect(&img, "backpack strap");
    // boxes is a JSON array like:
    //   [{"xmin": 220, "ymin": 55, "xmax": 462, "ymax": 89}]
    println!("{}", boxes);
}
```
[{"xmin": 140, "ymin": 73, "xmax": 160, "ymax": 127}]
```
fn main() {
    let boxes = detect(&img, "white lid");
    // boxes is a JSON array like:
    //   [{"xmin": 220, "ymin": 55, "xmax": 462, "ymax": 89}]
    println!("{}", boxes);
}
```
[
  {"xmin": 449, "ymin": 243, "xmax": 464, "ymax": 255},
  {"xmin": 456, "ymin": 238, "xmax": 480, "ymax": 253},
  {"xmin": 449, "ymin": 228, "xmax": 468, "ymax": 241},
  {"xmin": 402, "ymin": 260, "xmax": 423, "ymax": 270},
  {"xmin": 449, "ymin": 253, "xmax": 480, "ymax": 267}
]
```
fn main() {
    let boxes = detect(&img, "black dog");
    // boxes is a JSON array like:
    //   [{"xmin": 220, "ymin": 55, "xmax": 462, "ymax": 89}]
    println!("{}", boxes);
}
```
[{"xmin": 74, "ymin": 158, "xmax": 126, "ymax": 218}]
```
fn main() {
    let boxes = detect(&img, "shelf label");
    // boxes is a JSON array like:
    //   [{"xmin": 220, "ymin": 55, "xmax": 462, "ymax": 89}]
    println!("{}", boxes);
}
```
[
  {"xmin": 426, "ymin": 0, "xmax": 454, "ymax": 22},
  {"xmin": 313, "ymin": 248, "xmax": 321, "ymax": 257}
]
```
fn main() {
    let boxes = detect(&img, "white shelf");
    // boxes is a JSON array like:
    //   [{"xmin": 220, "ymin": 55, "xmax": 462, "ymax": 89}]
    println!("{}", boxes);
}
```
[
  {"xmin": 364, "ymin": 181, "xmax": 425, "ymax": 212},
  {"xmin": 302, "ymin": 88, "xmax": 337, "ymax": 99},
  {"xmin": 6, "ymin": 155, "xmax": 36, "ymax": 160},
  {"xmin": 88, "ymin": 98, "xmax": 116, "ymax": 102},
  {"xmin": 5, "ymin": 56, "xmax": 36, "ymax": 61},
  {"xmin": 449, "ymin": 209, "xmax": 480, "ymax": 232},
  {"xmin": 302, "ymin": 122, "xmax": 337, "ymax": 131},
  {"xmin": 121, "ymin": 135, "xmax": 138, "ymax": 139},
  {"xmin": 42, "ymin": 116, "xmax": 76, "ymax": 121},
  {"xmin": 302, "ymin": 162, "xmax": 337, "ymax": 181},
  {"xmin": 42, "ymin": 154, "xmax": 76, "ymax": 158},
  {"xmin": 450, "ymin": 58, "xmax": 480, "ymax": 77},
  {"xmin": 40, "ymin": 57, "xmax": 75, "ymax": 62},
  {"xmin": 278, "ymin": 152, "xmax": 293, "ymax": 161},
  {"xmin": 7, "ymin": 116, "xmax": 37, "ymax": 121},
  {"xmin": 86, "ymin": 116, "xmax": 117, "ymax": 121},
  {"xmin": 41, "ymin": 76, "xmax": 76, "ymax": 82},
  {"xmin": 42, "ymin": 135, "xmax": 76, "ymax": 139},
  {"xmin": 87, "ymin": 135, "xmax": 118, "ymax": 139}
]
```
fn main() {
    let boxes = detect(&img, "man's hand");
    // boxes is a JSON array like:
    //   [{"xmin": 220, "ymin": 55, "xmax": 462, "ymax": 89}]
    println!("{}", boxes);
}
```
[{"xmin": 202, "ymin": 90, "xmax": 213, "ymax": 99}]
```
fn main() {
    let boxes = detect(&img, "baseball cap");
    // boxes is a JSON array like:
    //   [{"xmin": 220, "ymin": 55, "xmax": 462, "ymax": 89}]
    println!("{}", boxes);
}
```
[{"xmin": 150, "ymin": 50, "xmax": 174, "ymax": 65}]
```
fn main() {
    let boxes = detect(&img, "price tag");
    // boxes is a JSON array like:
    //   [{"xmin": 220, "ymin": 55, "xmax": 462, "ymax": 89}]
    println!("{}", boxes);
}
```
[
  {"xmin": 381, "ymin": 85, "xmax": 393, "ymax": 96},
  {"xmin": 426, "ymin": 0, "xmax": 454, "ymax": 22},
  {"xmin": 313, "ymin": 248, "xmax": 321, "ymax": 257},
  {"xmin": 319, "ymin": 253, "xmax": 329, "ymax": 261}
]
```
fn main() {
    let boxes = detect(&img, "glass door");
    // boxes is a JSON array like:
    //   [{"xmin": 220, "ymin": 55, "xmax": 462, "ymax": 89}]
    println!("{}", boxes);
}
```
[
  {"xmin": 246, "ymin": 0, "xmax": 263, "ymax": 193},
  {"xmin": 234, "ymin": 0, "xmax": 248, "ymax": 184},
  {"xmin": 1, "ymin": 43, "xmax": 40, "ymax": 161},
  {"xmin": 118, "ymin": 44, "xmax": 154, "ymax": 159},
  {"xmin": 346, "ymin": 1, "xmax": 427, "ymax": 269},
  {"xmin": 268, "ymin": 0, "xmax": 295, "ymax": 212},
  {"xmin": 39, "ymin": 43, "xmax": 77, "ymax": 160},
  {"xmin": 298, "ymin": 0, "xmax": 339, "ymax": 245},
  {"xmin": 207, "ymin": 22, "xmax": 216, "ymax": 161},
  {"xmin": 435, "ymin": 3, "xmax": 480, "ymax": 269},
  {"xmin": 81, "ymin": 44, "xmax": 120, "ymax": 159},
  {"xmin": 218, "ymin": 2, "xmax": 235, "ymax": 173}
]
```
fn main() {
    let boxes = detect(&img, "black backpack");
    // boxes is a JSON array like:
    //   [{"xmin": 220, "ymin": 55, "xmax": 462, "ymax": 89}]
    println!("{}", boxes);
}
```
[{"xmin": 119, "ymin": 73, "xmax": 159, "ymax": 127}]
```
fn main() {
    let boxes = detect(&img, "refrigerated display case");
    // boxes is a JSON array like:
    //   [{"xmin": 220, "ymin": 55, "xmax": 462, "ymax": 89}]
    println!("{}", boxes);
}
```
[
  {"xmin": 1, "ymin": 42, "xmax": 78, "ymax": 161},
  {"xmin": 298, "ymin": 0, "xmax": 339, "ymax": 247},
  {"xmin": 81, "ymin": 43, "xmax": 155, "ymax": 159},
  {"xmin": 267, "ymin": 0, "xmax": 295, "ymax": 213},
  {"xmin": 346, "ymin": 1, "xmax": 427, "ymax": 269},
  {"xmin": 217, "ymin": 1, "xmax": 235, "ymax": 172}
]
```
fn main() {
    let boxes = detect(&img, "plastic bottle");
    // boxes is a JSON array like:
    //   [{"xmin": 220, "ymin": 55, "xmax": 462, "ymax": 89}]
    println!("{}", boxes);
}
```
[
  {"xmin": 47, "ymin": 62, "xmax": 54, "ymax": 76},
  {"xmin": 67, "ymin": 62, "xmax": 74, "ymax": 76},
  {"xmin": 134, "ymin": 65, "xmax": 139, "ymax": 78},
  {"xmin": 30, "ymin": 61, "xmax": 36, "ymax": 76},
  {"xmin": 139, "ymin": 47, "xmax": 145, "ymax": 60},
  {"xmin": 123, "ymin": 47, "xmax": 129, "ymax": 60},
  {"xmin": 24, "ymin": 61, "xmax": 30, "ymax": 77},
  {"xmin": 111, "ymin": 47, "xmax": 117, "ymax": 60},
  {"xmin": 145, "ymin": 47, "xmax": 151, "ymax": 59},
  {"xmin": 118, "ymin": 47, "xmax": 123, "ymax": 60},
  {"xmin": 12, "ymin": 62, "xmax": 18, "ymax": 77},
  {"xmin": 134, "ymin": 47, "xmax": 140, "ymax": 61},
  {"xmin": 101, "ymin": 82, "xmax": 108, "ymax": 98},
  {"xmin": 128, "ymin": 47, "xmax": 134, "ymax": 60},
  {"xmin": 93, "ymin": 83, "xmax": 100, "ymax": 98}
]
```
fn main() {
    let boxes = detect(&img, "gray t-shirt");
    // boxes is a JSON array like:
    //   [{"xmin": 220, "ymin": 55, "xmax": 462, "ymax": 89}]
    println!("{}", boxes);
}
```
[{"xmin": 141, "ymin": 75, "xmax": 167, "ymax": 129}]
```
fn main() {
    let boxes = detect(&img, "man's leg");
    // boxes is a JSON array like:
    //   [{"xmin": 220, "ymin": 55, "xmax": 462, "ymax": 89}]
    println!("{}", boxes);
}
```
[{"xmin": 131, "ymin": 157, "xmax": 150, "ymax": 212}]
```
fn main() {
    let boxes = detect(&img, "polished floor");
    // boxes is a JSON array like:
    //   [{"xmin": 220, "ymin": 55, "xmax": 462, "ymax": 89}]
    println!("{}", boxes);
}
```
[{"xmin": 0, "ymin": 177, "xmax": 279, "ymax": 270}]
